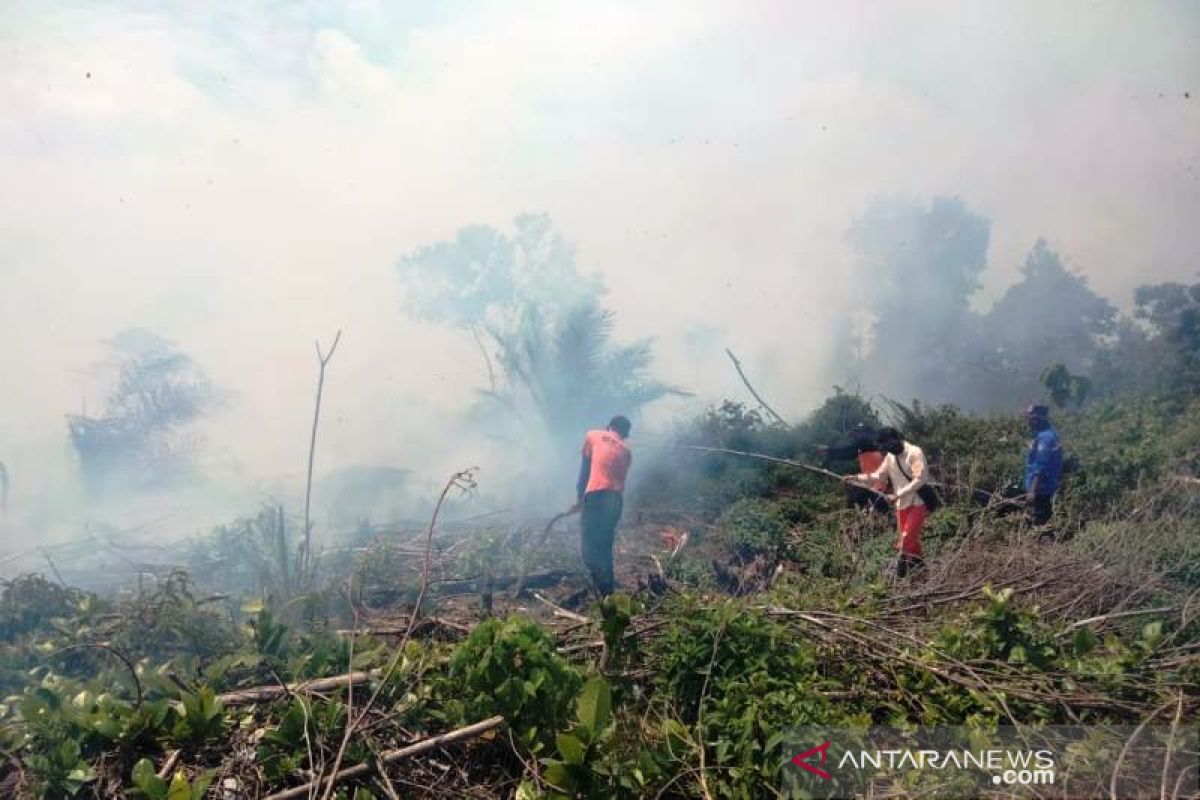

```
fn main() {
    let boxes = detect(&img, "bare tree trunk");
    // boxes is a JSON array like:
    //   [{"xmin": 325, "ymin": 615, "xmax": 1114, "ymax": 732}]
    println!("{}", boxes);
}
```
[
  {"xmin": 275, "ymin": 504, "xmax": 291, "ymax": 599},
  {"xmin": 303, "ymin": 330, "xmax": 342, "ymax": 583}
]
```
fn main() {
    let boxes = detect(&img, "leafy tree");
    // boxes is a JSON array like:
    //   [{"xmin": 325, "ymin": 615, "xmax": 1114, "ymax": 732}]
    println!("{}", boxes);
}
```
[
  {"xmin": 67, "ymin": 329, "xmax": 216, "ymax": 490},
  {"xmin": 396, "ymin": 215, "xmax": 680, "ymax": 455},
  {"xmin": 1134, "ymin": 281, "xmax": 1200, "ymax": 351},
  {"xmin": 982, "ymin": 240, "xmax": 1115, "ymax": 401},
  {"xmin": 841, "ymin": 196, "xmax": 994, "ymax": 407},
  {"xmin": 1133, "ymin": 281, "xmax": 1200, "ymax": 390},
  {"xmin": 1092, "ymin": 282, "xmax": 1200, "ymax": 398}
]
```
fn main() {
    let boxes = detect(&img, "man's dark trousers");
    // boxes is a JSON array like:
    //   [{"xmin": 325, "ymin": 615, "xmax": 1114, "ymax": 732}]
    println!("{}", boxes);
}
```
[
  {"xmin": 1028, "ymin": 494, "xmax": 1054, "ymax": 526},
  {"xmin": 581, "ymin": 489, "xmax": 623, "ymax": 596}
]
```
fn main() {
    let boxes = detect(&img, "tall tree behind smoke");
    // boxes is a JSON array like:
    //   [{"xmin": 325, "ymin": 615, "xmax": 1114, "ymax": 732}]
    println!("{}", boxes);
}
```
[
  {"xmin": 1133, "ymin": 282, "xmax": 1200, "ymax": 369},
  {"xmin": 1095, "ymin": 281, "xmax": 1200, "ymax": 397},
  {"xmin": 67, "ymin": 329, "xmax": 216, "ymax": 492},
  {"xmin": 396, "ymin": 214, "xmax": 679, "ymax": 499},
  {"xmin": 840, "ymin": 196, "xmax": 995, "ymax": 406},
  {"xmin": 841, "ymin": 197, "xmax": 1131, "ymax": 411},
  {"xmin": 982, "ymin": 240, "xmax": 1116, "ymax": 401}
]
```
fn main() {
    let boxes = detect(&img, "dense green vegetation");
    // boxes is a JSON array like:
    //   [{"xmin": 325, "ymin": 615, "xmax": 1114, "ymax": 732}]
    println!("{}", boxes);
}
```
[{"xmin": 2, "ymin": 382, "xmax": 1198, "ymax": 798}]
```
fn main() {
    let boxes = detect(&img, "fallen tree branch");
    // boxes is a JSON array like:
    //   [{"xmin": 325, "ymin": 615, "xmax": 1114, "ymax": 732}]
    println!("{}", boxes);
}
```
[
  {"xmin": 217, "ymin": 670, "xmax": 379, "ymax": 707},
  {"xmin": 1063, "ymin": 606, "xmax": 1176, "ymax": 633},
  {"xmin": 155, "ymin": 750, "xmax": 180, "ymax": 782},
  {"xmin": 532, "ymin": 591, "xmax": 591, "ymax": 624},
  {"xmin": 335, "ymin": 616, "xmax": 473, "ymax": 638},
  {"xmin": 1110, "ymin": 699, "xmax": 1172, "ymax": 800},
  {"xmin": 262, "ymin": 715, "xmax": 503, "ymax": 800}
]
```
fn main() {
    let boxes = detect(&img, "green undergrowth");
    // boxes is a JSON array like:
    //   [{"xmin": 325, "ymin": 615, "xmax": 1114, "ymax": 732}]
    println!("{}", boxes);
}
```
[{"xmin": 2, "ymin": 391, "xmax": 1198, "ymax": 797}]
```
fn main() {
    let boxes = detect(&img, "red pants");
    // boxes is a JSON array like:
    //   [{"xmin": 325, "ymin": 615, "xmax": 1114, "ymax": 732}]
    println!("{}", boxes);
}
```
[{"xmin": 896, "ymin": 505, "xmax": 927, "ymax": 556}]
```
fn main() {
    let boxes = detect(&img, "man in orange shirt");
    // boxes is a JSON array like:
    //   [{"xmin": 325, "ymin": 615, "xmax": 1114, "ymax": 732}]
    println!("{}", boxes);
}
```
[{"xmin": 572, "ymin": 416, "xmax": 633, "ymax": 596}]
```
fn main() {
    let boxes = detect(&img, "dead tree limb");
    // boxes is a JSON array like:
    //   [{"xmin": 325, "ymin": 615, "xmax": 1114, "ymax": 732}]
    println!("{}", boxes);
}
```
[
  {"xmin": 533, "ymin": 591, "xmax": 591, "ymax": 624},
  {"xmin": 263, "ymin": 715, "xmax": 503, "ymax": 800},
  {"xmin": 217, "ymin": 670, "xmax": 378, "ymax": 707},
  {"xmin": 725, "ymin": 348, "xmax": 789, "ymax": 428},
  {"xmin": 335, "ymin": 616, "xmax": 473, "ymax": 638},
  {"xmin": 302, "ymin": 329, "xmax": 342, "ymax": 582},
  {"xmin": 1063, "ymin": 606, "xmax": 1176, "ymax": 633},
  {"xmin": 155, "ymin": 750, "xmax": 180, "ymax": 782},
  {"xmin": 1110, "ymin": 699, "xmax": 1172, "ymax": 800}
]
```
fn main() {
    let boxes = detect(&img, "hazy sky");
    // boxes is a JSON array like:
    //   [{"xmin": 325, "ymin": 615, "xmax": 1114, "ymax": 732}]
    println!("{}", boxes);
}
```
[{"xmin": 2, "ymin": 1, "xmax": 1197, "ymax": 495}]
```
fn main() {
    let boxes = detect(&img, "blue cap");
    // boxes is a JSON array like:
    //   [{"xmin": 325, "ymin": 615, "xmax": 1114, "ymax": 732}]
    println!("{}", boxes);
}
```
[{"xmin": 1025, "ymin": 404, "xmax": 1049, "ymax": 419}]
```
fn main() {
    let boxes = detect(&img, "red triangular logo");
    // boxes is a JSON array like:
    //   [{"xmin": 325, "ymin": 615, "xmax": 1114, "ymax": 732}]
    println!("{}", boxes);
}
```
[{"xmin": 791, "ymin": 740, "xmax": 832, "ymax": 780}]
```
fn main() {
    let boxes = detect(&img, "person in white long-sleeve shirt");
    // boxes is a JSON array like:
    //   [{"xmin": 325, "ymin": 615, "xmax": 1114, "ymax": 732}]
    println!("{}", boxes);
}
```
[{"xmin": 844, "ymin": 426, "xmax": 928, "ymax": 577}]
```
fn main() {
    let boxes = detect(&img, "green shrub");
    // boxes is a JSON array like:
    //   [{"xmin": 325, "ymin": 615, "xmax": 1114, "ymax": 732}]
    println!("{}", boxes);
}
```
[
  {"xmin": 649, "ymin": 598, "xmax": 833, "ymax": 798},
  {"xmin": 0, "ymin": 575, "xmax": 88, "ymax": 643},
  {"xmin": 717, "ymin": 498, "xmax": 790, "ymax": 559},
  {"xmin": 443, "ymin": 616, "xmax": 583, "ymax": 753}
]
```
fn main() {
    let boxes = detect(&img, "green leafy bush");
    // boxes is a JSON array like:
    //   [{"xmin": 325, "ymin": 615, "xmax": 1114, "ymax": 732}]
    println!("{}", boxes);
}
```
[
  {"xmin": 717, "ymin": 498, "xmax": 790, "ymax": 559},
  {"xmin": 168, "ymin": 687, "xmax": 224, "ymax": 747},
  {"xmin": 443, "ymin": 616, "xmax": 583, "ymax": 753},
  {"xmin": 649, "ymin": 598, "xmax": 833, "ymax": 798}
]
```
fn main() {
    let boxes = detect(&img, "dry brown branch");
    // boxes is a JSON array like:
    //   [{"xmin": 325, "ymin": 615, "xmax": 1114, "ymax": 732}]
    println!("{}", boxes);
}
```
[
  {"xmin": 263, "ymin": 715, "xmax": 503, "ymax": 800},
  {"xmin": 1110, "ymin": 699, "xmax": 1173, "ymax": 800},
  {"xmin": 1063, "ymin": 606, "xmax": 1177, "ymax": 633},
  {"xmin": 302, "ymin": 328, "xmax": 342, "ymax": 582},
  {"xmin": 217, "ymin": 671, "xmax": 378, "ymax": 707},
  {"xmin": 372, "ymin": 756, "xmax": 402, "ymax": 800},
  {"xmin": 724, "ymin": 348, "xmax": 789, "ymax": 428},
  {"xmin": 155, "ymin": 750, "xmax": 180, "ymax": 782},
  {"xmin": 335, "ymin": 616, "xmax": 473, "ymax": 638},
  {"xmin": 532, "ymin": 591, "xmax": 590, "ymax": 624},
  {"xmin": 1160, "ymin": 691, "xmax": 1184, "ymax": 800}
]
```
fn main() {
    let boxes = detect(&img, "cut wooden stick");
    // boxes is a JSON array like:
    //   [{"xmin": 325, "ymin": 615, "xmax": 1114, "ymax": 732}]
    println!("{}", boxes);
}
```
[
  {"xmin": 678, "ymin": 444, "xmax": 893, "ymax": 499},
  {"xmin": 1063, "ymin": 606, "xmax": 1176, "ymax": 633},
  {"xmin": 261, "ymin": 715, "xmax": 503, "ymax": 800},
  {"xmin": 155, "ymin": 750, "xmax": 180, "ymax": 781}
]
